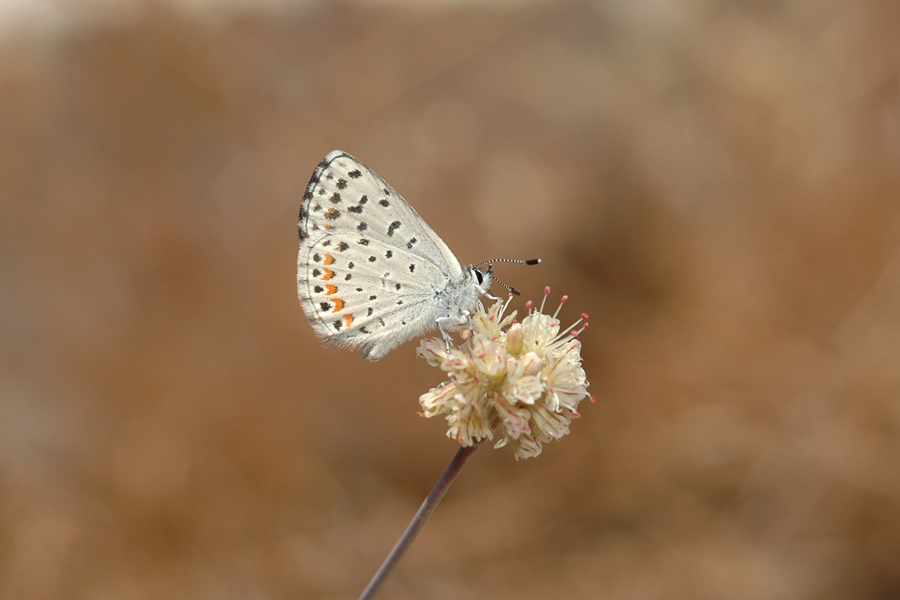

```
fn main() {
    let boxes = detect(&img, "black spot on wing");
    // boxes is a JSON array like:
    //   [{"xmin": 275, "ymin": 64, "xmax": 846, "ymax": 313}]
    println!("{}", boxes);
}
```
[{"xmin": 387, "ymin": 221, "xmax": 401, "ymax": 236}]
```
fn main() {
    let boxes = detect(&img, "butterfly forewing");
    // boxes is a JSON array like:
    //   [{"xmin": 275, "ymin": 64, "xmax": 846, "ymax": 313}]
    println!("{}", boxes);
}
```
[{"xmin": 299, "ymin": 151, "xmax": 461, "ymax": 273}]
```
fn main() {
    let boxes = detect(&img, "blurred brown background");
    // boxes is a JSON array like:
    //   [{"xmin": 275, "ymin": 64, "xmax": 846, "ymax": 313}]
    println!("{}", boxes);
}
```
[{"xmin": 2, "ymin": 0, "xmax": 900, "ymax": 598}]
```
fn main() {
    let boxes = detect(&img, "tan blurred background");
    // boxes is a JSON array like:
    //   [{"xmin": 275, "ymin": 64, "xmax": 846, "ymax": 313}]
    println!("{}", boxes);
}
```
[{"xmin": 2, "ymin": 0, "xmax": 900, "ymax": 598}]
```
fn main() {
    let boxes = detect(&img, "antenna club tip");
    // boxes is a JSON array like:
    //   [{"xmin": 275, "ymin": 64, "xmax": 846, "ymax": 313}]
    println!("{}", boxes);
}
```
[{"xmin": 526, "ymin": 258, "xmax": 541, "ymax": 265}]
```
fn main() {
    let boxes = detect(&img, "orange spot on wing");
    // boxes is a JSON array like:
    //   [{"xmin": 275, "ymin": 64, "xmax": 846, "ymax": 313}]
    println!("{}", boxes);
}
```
[
  {"xmin": 325, "ymin": 284, "xmax": 337, "ymax": 295},
  {"xmin": 344, "ymin": 314, "xmax": 354, "ymax": 327},
  {"xmin": 322, "ymin": 268, "xmax": 334, "ymax": 280},
  {"xmin": 323, "ymin": 254, "xmax": 335, "ymax": 265},
  {"xmin": 332, "ymin": 298, "xmax": 344, "ymax": 312},
  {"xmin": 324, "ymin": 224, "xmax": 333, "ymax": 230}
]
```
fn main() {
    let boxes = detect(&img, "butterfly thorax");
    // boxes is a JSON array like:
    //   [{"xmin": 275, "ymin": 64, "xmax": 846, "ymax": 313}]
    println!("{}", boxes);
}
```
[{"xmin": 433, "ymin": 266, "xmax": 493, "ymax": 331}]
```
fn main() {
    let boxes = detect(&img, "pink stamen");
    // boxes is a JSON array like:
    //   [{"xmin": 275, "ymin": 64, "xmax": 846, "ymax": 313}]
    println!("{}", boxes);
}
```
[
  {"xmin": 525, "ymin": 300, "xmax": 533, "ymax": 310},
  {"xmin": 539, "ymin": 287, "xmax": 550, "ymax": 313},
  {"xmin": 553, "ymin": 295, "xmax": 568, "ymax": 319},
  {"xmin": 571, "ymin": 411, "xmax": 581, "ymax": 419},
  {"xmin": 581, "ymin": 313, "xmax": 589, "ymax": 320},
  {"xmin": 557, "ymin": 313, "xmax": 588, "ymax": 339},
  {"xmin": 590, "ymin": 396, "xmax": 596, "ymax": 403}
]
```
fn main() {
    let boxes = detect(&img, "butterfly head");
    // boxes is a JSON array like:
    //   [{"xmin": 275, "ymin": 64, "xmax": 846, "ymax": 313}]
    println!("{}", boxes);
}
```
[{"xmin": 470, "ymin": 265, "xmax": 494, "ymax": 295}]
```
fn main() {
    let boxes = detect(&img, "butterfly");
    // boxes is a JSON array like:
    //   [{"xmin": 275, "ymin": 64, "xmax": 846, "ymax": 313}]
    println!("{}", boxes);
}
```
[{"xmin": 296, "ymin": 150, "xmax": 538, "ymax": 361}]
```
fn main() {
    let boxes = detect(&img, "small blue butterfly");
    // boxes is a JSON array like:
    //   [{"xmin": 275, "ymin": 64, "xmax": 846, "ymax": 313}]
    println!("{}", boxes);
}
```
[{"xmin": 297, "ymin": 150, "xmax": 538, "ymax": 360}]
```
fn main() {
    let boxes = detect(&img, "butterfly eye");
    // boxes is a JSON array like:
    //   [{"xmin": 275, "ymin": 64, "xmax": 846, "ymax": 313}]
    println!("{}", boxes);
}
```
[{"xmin": 474, "ymin": 269, "xmax": 484, "ymax": 285}]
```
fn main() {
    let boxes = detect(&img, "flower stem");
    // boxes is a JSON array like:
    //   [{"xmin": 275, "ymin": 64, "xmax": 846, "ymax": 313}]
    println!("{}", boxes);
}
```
[{"xmin": 357, "ymin": 442, "xmax": 482, "ymax": 600}]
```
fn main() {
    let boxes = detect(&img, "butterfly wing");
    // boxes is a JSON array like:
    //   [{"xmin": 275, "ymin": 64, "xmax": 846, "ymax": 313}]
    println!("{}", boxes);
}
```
[{"xmin": 297, "ymin": 150, "xmax": 465, "ymax": 360}]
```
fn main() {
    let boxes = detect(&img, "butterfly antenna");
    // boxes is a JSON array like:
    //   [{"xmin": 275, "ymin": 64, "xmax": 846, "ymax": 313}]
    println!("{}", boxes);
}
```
[
  {"xmin": 475, "ymin": 258, "xmax": 541, "ymax": 269},
  {"xmin": 491, "ymin": 274, "xmax": 522, "ymax": 296},
  {"xmin": 475, "ymin": 258, "xmax": 541, "ymax": 296}
]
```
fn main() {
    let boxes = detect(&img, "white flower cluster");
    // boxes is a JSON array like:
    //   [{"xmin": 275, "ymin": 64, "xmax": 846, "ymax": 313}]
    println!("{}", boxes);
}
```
[{"xmin": 417, "ymin": 290, "xmax": 592, "ymax": 459}]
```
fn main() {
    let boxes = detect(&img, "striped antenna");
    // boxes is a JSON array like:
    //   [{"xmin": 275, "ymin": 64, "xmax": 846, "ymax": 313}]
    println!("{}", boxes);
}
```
[{"xmin": 475, "ymin": 258, "xmax": 541, "ymax": 296}]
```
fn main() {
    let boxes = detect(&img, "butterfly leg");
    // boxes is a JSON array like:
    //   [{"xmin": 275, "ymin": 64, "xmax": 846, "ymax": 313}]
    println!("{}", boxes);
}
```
[{"xmin": 435, "ymin": 316, "xmax": 455, "ymax": 350}]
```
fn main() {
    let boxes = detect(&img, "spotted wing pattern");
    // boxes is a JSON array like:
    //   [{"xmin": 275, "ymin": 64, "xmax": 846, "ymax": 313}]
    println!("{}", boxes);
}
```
[{"xmin": 297, "ymin": 150, "xmax": 465, "ymax": 359}]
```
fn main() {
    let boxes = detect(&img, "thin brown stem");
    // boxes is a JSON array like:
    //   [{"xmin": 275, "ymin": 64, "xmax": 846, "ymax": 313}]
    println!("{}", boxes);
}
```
[{"xmin": 357, "ymin": 442, "xmax": 482, "ymax": 600}]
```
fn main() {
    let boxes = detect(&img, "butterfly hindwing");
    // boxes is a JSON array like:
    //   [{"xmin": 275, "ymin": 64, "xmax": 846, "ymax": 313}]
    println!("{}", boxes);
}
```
[{"xmin": 301, "ymin": 234, "xmax": 447, "ymax": 347}]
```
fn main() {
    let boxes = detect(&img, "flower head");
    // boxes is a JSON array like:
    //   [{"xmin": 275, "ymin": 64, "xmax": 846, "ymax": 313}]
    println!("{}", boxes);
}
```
[{"xmin": 417, "ymin": 288, "xmax": 593, "ymax": 459}]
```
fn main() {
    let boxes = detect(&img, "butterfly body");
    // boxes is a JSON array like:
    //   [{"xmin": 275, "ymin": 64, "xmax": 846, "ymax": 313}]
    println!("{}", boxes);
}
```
[{"xmin": 297, "ymin": 150, "xmax": 492, "ymax": 360}]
